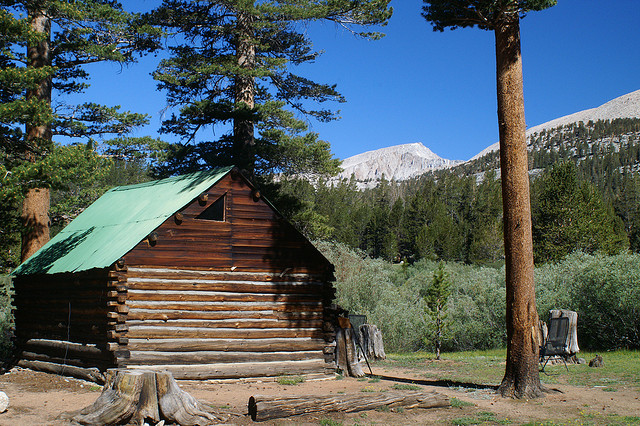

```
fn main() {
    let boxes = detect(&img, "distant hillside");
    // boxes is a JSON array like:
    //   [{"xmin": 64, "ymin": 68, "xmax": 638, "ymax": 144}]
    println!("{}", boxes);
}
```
[
  {"xmin": 470, "ymin": 89, "xmax": 640, "ymax": 161},
  {"xmin": 338, "ymin": 142, "xmax": 462, "ymax": 182}
]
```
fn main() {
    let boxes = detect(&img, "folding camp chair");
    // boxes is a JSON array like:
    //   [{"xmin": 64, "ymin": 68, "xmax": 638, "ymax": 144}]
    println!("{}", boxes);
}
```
[{"xmin": 539, "ymin": 316, "xmax": 570, "ymax": 373}]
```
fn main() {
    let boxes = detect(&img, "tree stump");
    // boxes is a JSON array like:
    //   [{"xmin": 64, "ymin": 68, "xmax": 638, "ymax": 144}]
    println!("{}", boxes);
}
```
[{"xmin": 67, "ymin": 369, "xmax": 222, "ymax": 425}]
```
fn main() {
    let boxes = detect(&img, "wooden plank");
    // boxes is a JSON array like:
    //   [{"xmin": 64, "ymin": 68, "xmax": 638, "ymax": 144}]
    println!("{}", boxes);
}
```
[
  {"xmin": 126, "ymin": 338, "xmax": 327, "ymax": 352},
  {"xmin": 127, "ymin": 350, "xmax": 322, "ymax": 365}
]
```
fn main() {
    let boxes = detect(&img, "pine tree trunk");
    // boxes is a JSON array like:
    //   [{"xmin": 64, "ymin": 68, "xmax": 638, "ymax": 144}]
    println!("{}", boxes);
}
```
[
  {"xmin": 494, "ymin": 15, "xmax": 544, "ymax": 399},
  {"xmin": 233, "ymin": 9, "xmax": 256, "ymax": 174},
  {"xmin": 21, "ymin": 4, "xmax": 52, "ymax": 262}
]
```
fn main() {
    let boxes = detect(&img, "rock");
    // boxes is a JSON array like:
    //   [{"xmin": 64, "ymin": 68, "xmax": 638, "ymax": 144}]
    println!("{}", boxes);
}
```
[
  {"xmin": 0, "ymin": 391, "xmax": 9, "ymax": 413},
  {"xmin": 577, "ymin": 358, "xmax": 587, "ymax": 365},
  {"xmin": 589, "ymin": 354, "xmax": 604, "ymax": 368}
]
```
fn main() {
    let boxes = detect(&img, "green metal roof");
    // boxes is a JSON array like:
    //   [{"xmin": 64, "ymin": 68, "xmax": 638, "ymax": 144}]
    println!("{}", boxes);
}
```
[{"xmin": 13, "ymin": 166, "xmax": 233, "ymax": 276}]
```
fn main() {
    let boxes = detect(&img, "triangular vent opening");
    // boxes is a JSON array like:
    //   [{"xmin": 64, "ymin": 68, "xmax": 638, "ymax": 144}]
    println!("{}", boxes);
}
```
[{"xmin": 196, "ymin": 194, "xmax": 225, "ymax": 221}]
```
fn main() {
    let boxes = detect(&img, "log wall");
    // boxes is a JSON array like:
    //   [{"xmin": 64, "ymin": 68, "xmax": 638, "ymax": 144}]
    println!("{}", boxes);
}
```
[
  {"xmin": 121, "ymin": 267, "xmax": 336, "ymax": 379},
  {"xmin": 13, "ymin": 266, "xmax": 127, "ymax": 377}
]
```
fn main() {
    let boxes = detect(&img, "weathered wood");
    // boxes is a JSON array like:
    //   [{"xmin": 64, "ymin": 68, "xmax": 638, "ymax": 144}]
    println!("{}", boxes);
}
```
[
  {"xmin": 134, "ymin": 359, "xmax": 327, "ymax": 380},
  {"xmin": 18, "ymin": 359, "xmax": 105, "ymax": 383},
  {"xmin": 21, "ymin": 351, "xmax": 112, "ymax": 370},
  {"xmin": 69, "ymin": 369, "xmax": 221, "ymax": 425},
  {"xmin": 156, "ymin": 371, "xmax": 219, "ymax": 425},
  {"xmin": 344, "ymin": 328, "xmax": 365, "ymax": 377},
  {"xmin": 126, "ymin": 326, "xmax": 322, "ymax": 339},
  {"xmin": 22, "ymin": 339, "xmax": 111, "ymax": 361},
  {"xmin": 360, "ymin": 324, "xmax": 386, "ymax": 360},
  {"xmin": 248, "ymin": 390, "xmax": 451, "ymax": 421},
  {"xmin": 126, "ymin": 319, "xmax": 323, "ymax": 329},
  {"xmin": 127, "ymin": 350, "xmax": 322, "ymax": 365},
  {"xmin": 335, "ymin": 328, "xmax": 348, "ymax": 375},
  {"xmin": 126, "ymin": 267, "xmax": 328, "ymax": 282},
  {"xmin": 126, "ymin": 300, "xmax": 323, "ymax": 313},
  {"xmin": 127, "ymin": 289, "xmax": 317, "ymax": 303},
  {"xmin": 126, "ymin": 337, "xmax": 327, "ymax": 352},
  {"xmin": 127, "ymin": 309, "xmax": 322, "ymax": 322}
]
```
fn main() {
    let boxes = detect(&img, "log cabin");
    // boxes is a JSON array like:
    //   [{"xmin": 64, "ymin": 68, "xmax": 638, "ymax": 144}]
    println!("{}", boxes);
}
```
[{"xmin": 12, "ymin": 166, "xmax": 337, "ymax": 381}]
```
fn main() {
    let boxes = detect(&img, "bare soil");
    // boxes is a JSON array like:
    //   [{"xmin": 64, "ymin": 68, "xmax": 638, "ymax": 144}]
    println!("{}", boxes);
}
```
[{"xmin": 0, "ymin": 364, "xmax": 638, "ymax": 425}]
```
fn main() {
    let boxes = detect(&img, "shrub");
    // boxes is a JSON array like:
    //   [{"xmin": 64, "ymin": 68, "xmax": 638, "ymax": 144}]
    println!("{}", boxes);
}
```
[{"xmin": 0, "ymin": 275, "xmax": 14, "ymax": 362}]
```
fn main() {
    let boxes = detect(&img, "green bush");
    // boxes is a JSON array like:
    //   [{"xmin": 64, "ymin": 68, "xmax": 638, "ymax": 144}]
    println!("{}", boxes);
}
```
[
  {"xmin": 0, "ymin": 275, "xmax": 14, "ymax": 361},
  {"xmin": 319, "ymin": 242, "xmax": 640, "ymax": 352},
  {"xmin": 537, "ymin": 252, "xmax": 640, "ymax": 349}
]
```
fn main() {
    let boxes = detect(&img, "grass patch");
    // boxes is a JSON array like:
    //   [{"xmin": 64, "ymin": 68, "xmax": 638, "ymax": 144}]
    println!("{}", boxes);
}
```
[
  {"xmin": 368, "ymin": 375, "xmax": 381, "ymax": 383},
  {"xmin": 319, "ymin": 419, "xmax": 343, "ymax": 426},
  {"xmin": 392, "ymin": 383, "xmax": 422, "ymax": 391},
  {"xmin": 451, "ymin": 411, "xmax": 511, "ymax": 425},
  {"xmin": 360, "ymin": 386, "xmax": 376, "ymax": 392},
  {"xmin": 450, "ymin": 397, "xmax": 474, "ymax": 408},
  {"xmin": 276, "ymin": 375, "xmax": 305, "ymax": 385}
]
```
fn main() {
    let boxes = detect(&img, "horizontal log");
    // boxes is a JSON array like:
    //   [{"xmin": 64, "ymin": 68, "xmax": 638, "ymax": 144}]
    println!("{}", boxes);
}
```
[
  {"xmin": 22, "ymin": 339, "xmax": 112, "ymax": 361},
  {"xmin": 126, "ymin": 338, "xmax": 327, "ymax": 352},
  {"xmin": 21, "ymin": 351, "xmax": 112, "ymax": 370},
  {"xmin": 126, "ymin": 309, "xmax": 322, "ymax": 322},
  {"xmin": 126, "ymin": 326, "xmax": 322, "ymax": 340},
  {"xmin": 248, "ymin": 390, "xmax": 451, "ymax": 421},
  {"xmin": 131, "ymin": 359, "xmax": 328, "ymax": 380},
  {"xmin": 127, "ymin": 350, "xmax": 322, "ymax": 365},
  {"xmin": 125, "ymin": 319, "xmax": 322, "ymax": 329},
  {"xmin": 127, "ymin": 279, "xmax": 325, "ymax": 295},
  {"xmin": 126, "ymin": 267, "xmax": 327, "ymax": 282},
  {"xmin": 18, "ymin": 359, "xmax": 105, "ymax": 384},
  {"xmin": 126, "ymin": 300, "xmax": 323, "ymax": 313},
  {"xmin": 127, "ymin": 289, "xmax": 317, "ymax": 304}
]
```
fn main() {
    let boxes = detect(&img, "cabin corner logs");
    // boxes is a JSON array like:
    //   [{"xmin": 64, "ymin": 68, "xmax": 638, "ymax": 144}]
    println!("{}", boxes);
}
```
[{"xmin": 12, "ymin": 170, "xmax": 340, "ymax": 381}]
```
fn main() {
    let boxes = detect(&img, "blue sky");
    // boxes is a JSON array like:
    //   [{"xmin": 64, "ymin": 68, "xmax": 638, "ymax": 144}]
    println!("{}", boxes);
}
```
[{"xmin": 76, "ymin": 0, "xmax": 640, "ymax": 162}]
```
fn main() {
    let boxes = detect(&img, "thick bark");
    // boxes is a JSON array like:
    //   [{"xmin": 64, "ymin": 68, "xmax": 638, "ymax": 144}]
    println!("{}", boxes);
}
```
[
  {"xmin": 21, "ymin": 4, "xmax": 52, "ymax": 262},
  {"xmin": 494, "ymin": 15, "xmax": 543, "ymax": 399},
  {"xmin": 233, "ymin": 9, "xmax": 256, "ymax": 173},
  {"xmin": 20, "ymin": 187, "xmax": 50, "ymax": 262}
]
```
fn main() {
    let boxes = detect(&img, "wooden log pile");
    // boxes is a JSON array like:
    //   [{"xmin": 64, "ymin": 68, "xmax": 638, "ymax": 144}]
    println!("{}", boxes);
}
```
[
  {"xmin": 248, "ymin": 390, "xmax": 450, "ymax": 421},
  {"xmin": 67, "ymin": 369, "xmax": 224, "ymax": 426},
  {"xmin": 359, "ymin": 324, "xmax": 386, "ymax": 361}
]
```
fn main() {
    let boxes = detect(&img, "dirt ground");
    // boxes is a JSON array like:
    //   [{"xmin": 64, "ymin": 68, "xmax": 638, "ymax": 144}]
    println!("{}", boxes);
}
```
[{"xmin": 0, "ymin": 364, "xmax": 638, "ymax": 425}]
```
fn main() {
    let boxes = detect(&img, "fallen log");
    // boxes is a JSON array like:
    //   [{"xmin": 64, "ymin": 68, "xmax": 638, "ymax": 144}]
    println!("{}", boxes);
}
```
[
  {"xmin": 248, "ymin": 390, "xmax": 450, "ymax": 421},
  {"xmin": 67, "ymin": 369, "xmax": 223, "ymax": 425}
]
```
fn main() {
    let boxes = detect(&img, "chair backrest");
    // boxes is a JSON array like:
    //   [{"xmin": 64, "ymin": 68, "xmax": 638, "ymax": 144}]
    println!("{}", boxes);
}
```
[{"xmin": 544, "ymin": 316, "xmax": 570, "ymax": 355}]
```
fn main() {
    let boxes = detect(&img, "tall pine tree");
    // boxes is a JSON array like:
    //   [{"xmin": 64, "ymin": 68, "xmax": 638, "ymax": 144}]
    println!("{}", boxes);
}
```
[
  {"xmin": 0, "ymin": 0, "xmax": 160, "ymax": 262},
  {"xmin": 152, "ymin": 0, "xmax": 392, "ymax": 177},
  {"xmin": 423, "ymin": 0, "xmax": 556, "ymax": 398}
]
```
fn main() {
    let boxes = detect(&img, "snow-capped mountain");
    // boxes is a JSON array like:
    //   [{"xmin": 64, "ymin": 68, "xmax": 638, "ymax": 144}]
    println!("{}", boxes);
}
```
[
  {"xmin": 470, "ymin": 89, "xmax": 640, "ymax": 161},
  {"xmin": 338, "ymin": 142, "xmax": 462, "ymax": 182}
]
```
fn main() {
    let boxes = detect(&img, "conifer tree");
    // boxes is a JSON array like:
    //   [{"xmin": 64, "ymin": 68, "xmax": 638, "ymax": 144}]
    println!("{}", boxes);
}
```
[
  {"xmin": 151, "ymin": 0, "xmax": 392, "ymax": 176},
  {"xmin": 423, "ymin": 0, "xmax": 556, "ymax": 398},
  {"xmin": 0, "ymin": 0, "xmax": 160, "ymax": 262},
  {"xmin": 421, "ymin": 262, "xmax": 451, "ymax": 360}
]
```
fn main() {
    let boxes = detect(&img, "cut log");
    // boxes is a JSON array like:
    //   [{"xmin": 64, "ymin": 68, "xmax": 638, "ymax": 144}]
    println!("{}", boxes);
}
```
[
  {"xmin": 18, "ymin": 359, "xmax": 105, "ymax": 384},
  {"xmin": 248, "ymin": 390, "xmax": 450, "ymax": 421},
  {"xmin": 68, "ymin": 369, "xmax": 223, "ymax": 425}
]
